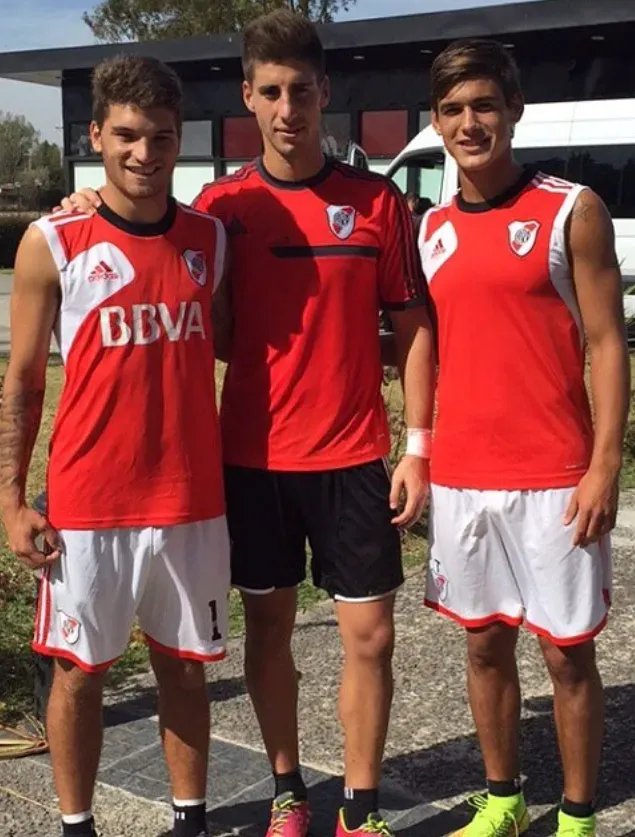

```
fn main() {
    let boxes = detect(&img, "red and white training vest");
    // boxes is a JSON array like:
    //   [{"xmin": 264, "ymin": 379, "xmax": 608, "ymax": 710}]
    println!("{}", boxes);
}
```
[
  {"xmin": 420, "ymin": 168, "xmax": 594, "ymax": 491},
  {"xmin": 34, "ymin": 199, "xmax": 226, "ymax": 529}
]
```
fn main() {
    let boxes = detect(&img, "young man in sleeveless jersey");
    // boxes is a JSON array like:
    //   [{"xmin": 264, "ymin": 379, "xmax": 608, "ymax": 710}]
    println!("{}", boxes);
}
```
[
  {"xmin": 419, "ymin": 39, "xmax": 630, "ymax": 837},
  {"xmin": 59, "ymin": 13, "xmax": 435, "ymax": 837},
  {"xmin": 0, "ymin": 56, "xmax": 230, "ymax": 837}
]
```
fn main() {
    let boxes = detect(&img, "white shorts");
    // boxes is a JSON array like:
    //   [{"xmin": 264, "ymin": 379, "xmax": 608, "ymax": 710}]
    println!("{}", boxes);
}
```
[
  {"xmin": 32, "ymin": 517, "xmax": 230, "ymax": 672},
  {"xmin": 426, "ymin": 485, "xmax": 612, "ymax": 646}
]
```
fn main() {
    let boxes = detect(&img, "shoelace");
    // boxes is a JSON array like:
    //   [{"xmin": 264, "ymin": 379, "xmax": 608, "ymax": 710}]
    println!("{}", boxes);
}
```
[
  {"xmin": 467, "ymin": 794, "xmax": 521, "ymax": 837},
  {"xmin": 360, "ymin": 815, "xmax": 394, "ymax": 837},
  {"xmin": 269, "ymin": 797, "xmax": 307, "ymax": 837}
]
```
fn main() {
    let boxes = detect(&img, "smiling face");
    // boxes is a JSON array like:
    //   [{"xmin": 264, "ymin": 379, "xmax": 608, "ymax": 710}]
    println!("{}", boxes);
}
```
[
  {"xmin": 432, "ymin": 77, "xmax": 523, "ymax": 175},
  {"xmin": 243, "ymin": 59, "xmax": 329, "ymax": 164},
  {"xmin": 90, "ymin": 103, "xmax": 180, "ymax": 201}
]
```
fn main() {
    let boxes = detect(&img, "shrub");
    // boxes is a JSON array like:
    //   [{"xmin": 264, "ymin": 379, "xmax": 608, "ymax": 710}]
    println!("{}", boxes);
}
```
[{"xmin": 0, "ymin": 213, "xmax": 37, "ymax": 269}]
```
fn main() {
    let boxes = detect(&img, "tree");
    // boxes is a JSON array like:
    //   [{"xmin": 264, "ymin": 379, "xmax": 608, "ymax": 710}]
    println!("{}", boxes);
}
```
[
  {"xmin": 83, "ymin": 0, "xmax": 356, "ymax": 42},
  {"xmin": 31, "ymin": 140, "xmax": 64, "ymax": 192},
  {"xmin": 0, "ymin": 113, "xmax": 38, "ymax": 186}
]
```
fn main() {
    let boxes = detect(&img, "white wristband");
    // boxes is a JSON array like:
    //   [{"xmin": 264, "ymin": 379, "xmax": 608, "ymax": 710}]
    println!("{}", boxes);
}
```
[{"xmin": 406, "ymin": 428, "xmax": 432, "ymax": 459}]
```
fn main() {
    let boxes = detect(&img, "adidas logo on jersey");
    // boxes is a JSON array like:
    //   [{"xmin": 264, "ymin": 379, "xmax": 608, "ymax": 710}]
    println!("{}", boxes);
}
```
[
  {"xmin": 431, "ymin": 238, "xmax": 446, "ymax": 259},
  {"xmin": 88, "ymin": 261, "xmax": 119, "ymax": 282},
  {"xmin": 100, "ymin": 301, "xmax": 207, "ymax": 346}
]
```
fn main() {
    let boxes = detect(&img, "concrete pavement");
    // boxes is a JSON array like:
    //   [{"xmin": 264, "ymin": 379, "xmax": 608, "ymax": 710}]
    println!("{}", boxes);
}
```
[
  {"xmin": 1, "ymin": 498, "xmax": 635, "ymax": 837},
  {"xmin": 0, "ymin": 274, "xmax": 13, "ymax": 352},
  {"xmin": 0, "ymin": 273, "xmax": 58, "ymax": 354}
]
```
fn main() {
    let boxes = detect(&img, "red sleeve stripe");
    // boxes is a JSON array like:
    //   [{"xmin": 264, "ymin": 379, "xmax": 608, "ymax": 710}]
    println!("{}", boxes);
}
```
[
  {"xmin": 191, "ymin": 160, "xmax": 258, "ymax": 208},
  {"xmin": 384, "ymin": 177, "xmax": 428, "ymax": 302}
]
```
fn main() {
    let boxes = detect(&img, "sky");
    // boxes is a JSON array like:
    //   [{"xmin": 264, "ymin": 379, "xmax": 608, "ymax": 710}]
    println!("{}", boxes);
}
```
[{"xmin": 0, "ymin": 0, "xmax": 539, "ymax": 143}]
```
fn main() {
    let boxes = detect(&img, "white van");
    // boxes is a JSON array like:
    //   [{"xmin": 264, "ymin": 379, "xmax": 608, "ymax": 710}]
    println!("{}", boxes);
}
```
[{"xmin": 386, "ymin": 98, "xmax": 635, "ymax": 310}]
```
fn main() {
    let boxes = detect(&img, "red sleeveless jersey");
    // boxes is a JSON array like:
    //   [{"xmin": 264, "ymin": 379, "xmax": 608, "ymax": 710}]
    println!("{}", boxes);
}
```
[
  {"xmin": 420, "ymin": 169, "xmax": 594, "ymax": 490},
  {"xmin": 193, "ymin": 158, "xmax": 427, "ymax": 471},
  {"xmin": 35, "ymin": 199, "xmax": 227, "ymax": 529}
]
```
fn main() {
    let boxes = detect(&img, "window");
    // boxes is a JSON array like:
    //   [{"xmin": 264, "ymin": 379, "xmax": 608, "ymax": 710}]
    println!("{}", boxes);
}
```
[
  {"xmin": 570, "ymin": 147, "xmax": 635, "ymax": 218},
  {"xmin": 390, "ymin": 152, "xmax": 445, "ymax": 207},
  {"xmin": 368, "ymin": 159, "xmax": 392, "ymax": 176},
  {"xmin": 69, "ymin": 123, "xmax": 93, "ymax": 157},
  {"xmin": 515, "ymin": 144, "xmax": 635, "ymax": 218},
  {"xmin": 72, "ymin": 163, "xmax": 106, "ymax": 192},
  {"xmin": 172, "ymin": 163, "xmax": 214, "ymax": 204},
  {"xmin": 321, "ymin": 113, "xmax": 351, "ymax": 158},
  {"xmin": 419, "ymin": 111, "xmax": 432, "ymax": 132},
  {"xmin": 361, "ymin": 111, "xmax": 408, "ymax": 157},
  {"xmin": 223, "ymin": 116, "xmax": 261, "ymax": 159},
  {"xmin": 180, "ymin": 121, "xmax": 212, "ymax": 157},
  {"xmin": 513, "ymin": 148, "xmax": 568, "ymax": 180}
]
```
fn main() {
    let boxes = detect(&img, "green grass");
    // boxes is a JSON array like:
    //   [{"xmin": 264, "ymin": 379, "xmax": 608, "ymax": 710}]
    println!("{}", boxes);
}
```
[{"xmin": 0, "ymin": 357, "xmax": 632, "ymax": 724}]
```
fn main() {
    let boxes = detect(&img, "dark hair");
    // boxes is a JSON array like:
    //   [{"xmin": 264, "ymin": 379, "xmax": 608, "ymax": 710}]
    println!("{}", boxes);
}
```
[
  {"xmin": 91, "ymin": 55, "xmax": 183, "ymax": 127},
  {"xmin": 406, "ymin": 192, "xmax": 433, "ymax": 216},
  {"xmin": 430, "ymin": 39, "xmax": 522, "ymax": 111},
  {"xmin": 242, "ymin": 9, "xmax": 325, "ymax": 83}
]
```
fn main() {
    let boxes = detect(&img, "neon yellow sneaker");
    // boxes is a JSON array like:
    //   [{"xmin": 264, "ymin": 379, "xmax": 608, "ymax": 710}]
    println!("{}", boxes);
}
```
[
  {"xmin": 451, "ymin": 793, "xmax": 530, "ymax": 836},
  {"xmin": 335, "ymin": 810, "xmax": 394, "ymax": 837},
  {"xmin": 556, "ymin": 810, "xmax": 596, "ymax": 835}
]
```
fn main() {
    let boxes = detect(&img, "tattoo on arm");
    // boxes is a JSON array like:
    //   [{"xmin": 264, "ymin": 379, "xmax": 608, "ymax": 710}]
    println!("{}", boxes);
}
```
[
  {"xmin": 570, "ymin": 190, "xmax": 621, "ymax": 269},
  {"xmin": 571, "ymin": 194, "xmax": 593, "ymax": 223},
  {"xmin": 0, "ymin": 388, "xmax": 44, "ymax": 508}
]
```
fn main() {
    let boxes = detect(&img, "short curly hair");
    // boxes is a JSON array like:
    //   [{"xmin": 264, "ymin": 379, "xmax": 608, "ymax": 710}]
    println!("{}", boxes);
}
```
[{"xmin": 91, "ymin": 54, "xmax": 183, "ymax": 128}]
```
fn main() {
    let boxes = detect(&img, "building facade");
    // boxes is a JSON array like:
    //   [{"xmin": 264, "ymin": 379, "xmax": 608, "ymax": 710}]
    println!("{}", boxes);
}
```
[{"xmin": 0, "ymin": 0, "xmax": 634, "ymax": 203}]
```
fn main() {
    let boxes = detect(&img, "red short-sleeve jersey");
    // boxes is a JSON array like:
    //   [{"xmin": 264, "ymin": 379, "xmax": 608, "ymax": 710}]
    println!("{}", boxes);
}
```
[
  {"xmin": 420, "ymin": 169, "xmax": 594, "ymax": 490},
  {"xmin": 34, "ymin": 200, "xmax": 226, "ymax": 529},
  {"xmin": 194, "ymin": 158, "xmax": 427, "ymax": 471}
]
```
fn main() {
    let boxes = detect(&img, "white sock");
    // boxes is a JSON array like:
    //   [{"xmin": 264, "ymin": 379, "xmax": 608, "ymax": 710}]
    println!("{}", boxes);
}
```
[
  {"xmin": 173, "ymin": 798, "xmax": 206, "ymax": 807},
  {"xmin": 62, "ymin": 810, "xmax": 93, "ymax": 825}
]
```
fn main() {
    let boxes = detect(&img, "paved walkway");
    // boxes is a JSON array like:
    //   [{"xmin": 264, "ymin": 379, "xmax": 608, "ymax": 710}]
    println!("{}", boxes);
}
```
[
  {"xmin": 0, "ymin": 273, "xmax": 59, "ymax": 354},
  {"xmin": 0, "ymin": 274, "xmax": 12, "ymax": 352},
  {"xmin": 2, "ymin": 500, "xmax": 635, "ymax": 837}
]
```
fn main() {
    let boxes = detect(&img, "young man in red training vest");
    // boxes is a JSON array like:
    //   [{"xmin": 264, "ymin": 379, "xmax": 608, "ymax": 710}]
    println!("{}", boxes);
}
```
[
  {"xmin": 0, "ymin": 57, "xmax": 230, "ymax": 837},
  {"xmin": 59, "ymin": 13, "xmax": 435, "ymax": 837},
  {"xmin": 419, "ymin": 39, "xmax": 630, "ymax": 837}
]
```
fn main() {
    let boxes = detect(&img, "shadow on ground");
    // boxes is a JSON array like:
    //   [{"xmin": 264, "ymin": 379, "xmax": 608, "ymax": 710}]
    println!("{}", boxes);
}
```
[
  {"xmin": 103, "ymin": 676, "xmax": 247, "ymax": 727},
  {"xmin": 381, "ymin": 682, "xmax": 635, "ymax": 837},
  {"xmin": 155, "ymin": 682, "xmax": 635, "ymax": 837}
]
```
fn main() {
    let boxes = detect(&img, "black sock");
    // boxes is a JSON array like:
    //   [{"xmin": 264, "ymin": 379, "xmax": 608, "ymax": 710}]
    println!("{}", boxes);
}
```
[
  {"xmin": 561, "ymin": 797, "xmax": 594, "ymax": 819},
  {"xmin": 173, "ymin": 802, "xmax": 207, "ymax": 837},
  {"xmin": 274, "ymin": 769, "xmax": 307, "ymax": 801},
  {"xmin": 487, "ymin": 778, "xmax": 521, "ymax": 798},
  {"xmin": 61, "ymin": 818, "xmax": 97, "ymax": 837},
  {"xmin": 343, "ymin": 788, "xmax": 379, "ymax": 830}
]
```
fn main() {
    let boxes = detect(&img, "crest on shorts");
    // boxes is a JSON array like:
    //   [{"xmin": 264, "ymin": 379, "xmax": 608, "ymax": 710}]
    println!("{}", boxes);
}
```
[
  {"xmin": 430, "ymin": 559, "xmax": 448, "ymax": 602},
  {"xmin": 326, "ymin": 205, "xmax": 355, "ymax": 240},
  {"xmin": 508, "ymin": 220, "xmax": 541, "ymax": 257},
  {"xmin": 183, "ymin": 249, "xmax": 207, "ymax": 286},
  {"xmin": 59, "ymin": 611, "xmax": 81, "ymax": 645}
]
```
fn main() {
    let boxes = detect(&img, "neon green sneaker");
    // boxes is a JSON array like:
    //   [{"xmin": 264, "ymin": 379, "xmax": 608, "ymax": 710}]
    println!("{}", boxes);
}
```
[
  {"xmin": 450, "ymin": 792, "xmax": 530, "ymax": 836},
  {"xmin": 335, "ymin": 810, "xmax": 394, "ymax": 837},
  {"xmin": 556, "ymin": 810, "xmax": 596, "ymax": 835}
]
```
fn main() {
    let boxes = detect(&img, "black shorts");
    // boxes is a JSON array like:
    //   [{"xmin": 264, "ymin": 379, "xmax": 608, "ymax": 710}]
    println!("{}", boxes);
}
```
[{"xmin": 224, "ymin": 459, "xmax": 403, "ymax": 600}]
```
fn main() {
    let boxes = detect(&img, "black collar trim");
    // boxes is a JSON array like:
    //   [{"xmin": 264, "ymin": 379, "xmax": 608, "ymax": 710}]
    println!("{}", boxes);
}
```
[
  {"xmin": 97, "ymin": 196, "xmax": 177, "ymax": 236},
  {"xmin": 456, "ymin": 166, "xmax": 535, "ymax": 213},
  {"xmin": 256, "ymin": 155, "xmax": 333, "ymax": 190}
]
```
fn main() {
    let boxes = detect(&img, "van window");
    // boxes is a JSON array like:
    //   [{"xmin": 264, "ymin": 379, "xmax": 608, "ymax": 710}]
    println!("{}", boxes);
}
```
[
  {"xmin": 515, "ymin": 145, "xmax": 635, "ymax": 219},
  {"xmin": 390, "ymin": 152, "xmax": 445, "ymax": 206}
]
